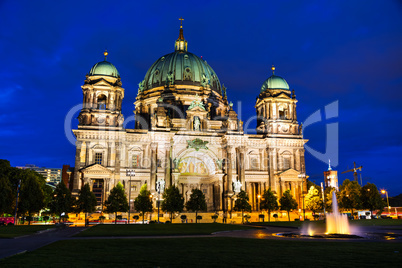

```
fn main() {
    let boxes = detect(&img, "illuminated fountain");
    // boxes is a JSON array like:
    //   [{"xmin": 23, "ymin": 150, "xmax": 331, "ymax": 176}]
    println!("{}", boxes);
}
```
[{"xmin": 326, "ymin": 191, "xmax": 350, "ymax": 234}]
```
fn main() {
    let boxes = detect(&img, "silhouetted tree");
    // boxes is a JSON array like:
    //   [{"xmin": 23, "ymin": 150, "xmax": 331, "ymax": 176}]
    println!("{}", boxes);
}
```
[
  {"xmin": 105, "ymin": 182, "xmax": 129, "ymax": 224},
  {"xmin": 233, "ymin": 190, "xmax": 252, "ymax": 224},
  {"xmin": 279, "ymin": 190, "xmax": 298, "ymax": 221},
  {"xmin": 76, "ymin": 183, "xmax": 97, "ymax": 226},
  {"xmin": 361, "ymin": 183, "xmax": 385, "ymax": 217},
  {"xmin": 260, "ymin": 188, "xmax": 279, "ymax": 222},
  {"xmin": 49, "ymin": 181, "xmax": 73, "ymax": 223},
  {"xmin": 185, "ymin": 189, "xmax": 207, "ymax": 223},
  {"xmin": 339, "ymin": 179, "xmax": 361, "ymax": 216},
  {"xmin": 161, "ymin": 185, "xmax": 184, "ymax": 222},
  {"xmin": 134, "ymin": 184, "xmax": 153, "ymax": 224}
]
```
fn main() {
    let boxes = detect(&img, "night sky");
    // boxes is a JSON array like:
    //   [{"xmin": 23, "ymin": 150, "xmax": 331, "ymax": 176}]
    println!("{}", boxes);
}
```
[{"xmin": 1, "ymin": 1, "xmax": 401, "ymax": 195}]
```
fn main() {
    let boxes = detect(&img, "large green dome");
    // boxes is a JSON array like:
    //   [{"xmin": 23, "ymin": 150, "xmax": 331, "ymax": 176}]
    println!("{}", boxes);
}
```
[
  {"xmin": 142, "ymin": 51, "xmax": 222, "ymax": 94},
  {"xmin": 89, "ymin": 61, "xmax": 120, "ymax": 78},
  {"xmin": 260, "ymin": 75, "xmax": 289, "ymax": 92}
]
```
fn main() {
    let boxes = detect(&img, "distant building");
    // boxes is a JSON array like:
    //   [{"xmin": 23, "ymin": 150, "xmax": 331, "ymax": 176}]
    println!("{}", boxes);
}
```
[
  {"xmin": 62, "ymin": 165, "xmax": 75, "ymax": 191},
  {"xmin": 324, "ymin": 161, "xmax": 338, "ymax": 190},
  {"xmin": 17, "ymin": 164, "xmax": 62, "ymax": 186}
]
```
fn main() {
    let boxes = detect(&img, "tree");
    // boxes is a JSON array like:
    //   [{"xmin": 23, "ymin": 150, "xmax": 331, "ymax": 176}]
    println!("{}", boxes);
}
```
[
  {"xmin": 305, "ymin": 185, "xmax": 323, "ymax": 216},
  {"xmin": 161, "ymin": 185, "xmax": 184, "ymax": 222},
  {"xmin": 339, "ymin": 179, "xmax": 361, "ymax": 215},
  {"xmin": 19, "ymin": 170, "xmax": 45, "ymax": 225},
  {"xmin": 279, "ymin": 190, "xmax": 298, "ymax": 221},
  {"xmin": 76, "ymin": 183, "xmax": 97, "ymax": 226},
  {"xmin": 260, "ymin": 188, "xmax": 279, "ymax": 222},
  {"xmin": 186, "ymin": 189, "xmax": 207, "ymax": 223},
  {"xmin": 0, "ymin": 176, "xmax": 13, "ymax": 215},
  {"xmin": 105, "ymin": 182, "xmax": 129, "ymax": 224},
  {"xmin": 133, "ymin": 183, "xmax": 153, "ymax": 224},
  {"xmin": 49, "ymin": 181, "xmax": 73, "ymax": 223},
  {"xmin": 361, "ymin": 183, "xmax": 385, "ymax": 217},
  {"xmin": 233, "ymin": 190, "xmax": 252, "ymax": 224}
]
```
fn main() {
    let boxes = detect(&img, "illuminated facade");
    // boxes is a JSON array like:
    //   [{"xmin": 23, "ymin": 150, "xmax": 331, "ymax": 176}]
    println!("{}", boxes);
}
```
[
  {"xmin": 324, "ymin": 161, "xmax": 338, "ymax": 190},
  {"xmin": 17, "ymin": 164, "xmax": 61, "ymax": 186},
  {"xmin": 72, "ymin": 24, "xmax": 308, "ymax": 211}
]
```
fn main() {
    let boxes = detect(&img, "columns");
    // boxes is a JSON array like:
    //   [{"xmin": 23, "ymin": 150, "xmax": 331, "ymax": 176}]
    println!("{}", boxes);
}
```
[
  {"xmin": 164, "ymin": 143, "xmax": 171, "ymax": 188},
  {"xmin": 115, "ymin": 142, "xmax": 121, "ymax": 173},
  {"xmin": 107, "ymin": 142, "xmax": 112, "ymax": 167},
  {"xmin": 225, "ymin": 145, "xmax": 233, "ymax": 195},
  {"xmin": 236, "ymin": 146, "xmax": 246, "ymax": 190},
  {"xmin": 150, "ymin": 143, "xmax": 157, "ymax": 192},
  {"xmin": 85, "ymin": 141, "xmax": 90, "ymax": 166}
]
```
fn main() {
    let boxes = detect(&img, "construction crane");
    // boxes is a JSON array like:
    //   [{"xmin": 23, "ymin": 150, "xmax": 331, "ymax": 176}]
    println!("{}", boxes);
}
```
[{"xmin": 341, "ymin": 162, "xmax": 363, "ymax": 184}]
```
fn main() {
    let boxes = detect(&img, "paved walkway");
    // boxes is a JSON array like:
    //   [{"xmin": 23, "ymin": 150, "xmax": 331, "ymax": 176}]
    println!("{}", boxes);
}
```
[{"xmin": 0, "ymin": 226, "xmax": 86, "ymax": 259}]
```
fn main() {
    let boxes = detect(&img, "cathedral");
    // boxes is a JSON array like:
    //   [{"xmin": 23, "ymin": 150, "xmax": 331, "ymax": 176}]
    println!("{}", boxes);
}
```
[{"xmin": 72, "ymin": 22, "xmax": 308, "ymax": 213}]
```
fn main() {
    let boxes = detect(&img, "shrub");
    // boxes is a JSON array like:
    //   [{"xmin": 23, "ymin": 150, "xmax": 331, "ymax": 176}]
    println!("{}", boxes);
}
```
[{"xmin": 211, "ymin": 214, "xmax": 218, "ymax": 223}]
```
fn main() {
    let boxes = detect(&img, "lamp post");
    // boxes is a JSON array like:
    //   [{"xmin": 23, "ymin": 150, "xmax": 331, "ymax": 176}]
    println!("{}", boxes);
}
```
[
  {"xmin": 257, "ymin": 194, "xmax": 261, "ymax": 212},
  {"xmin": 381, "ymin": 190, "xmax": 390, "ymax": 216},
  {"xmin": 14, "ymin": 179, "xmax": 21, "ymax": 226},
  {"xmin": 156, "ymin": 179, "xmax": 165, "ymax": 223},
  {"xmin": 298, "ymin": 173, "xmax": 306, "ymax": 220},
  {"xmin": 126, "ymin": 170, "xmax": 135, "ymax": 224}
]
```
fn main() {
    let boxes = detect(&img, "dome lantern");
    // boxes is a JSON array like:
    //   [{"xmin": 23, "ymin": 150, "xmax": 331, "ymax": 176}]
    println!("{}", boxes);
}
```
[{"xmin": 175, "ymin": 17, "xmax": 188, "ymax": 52}]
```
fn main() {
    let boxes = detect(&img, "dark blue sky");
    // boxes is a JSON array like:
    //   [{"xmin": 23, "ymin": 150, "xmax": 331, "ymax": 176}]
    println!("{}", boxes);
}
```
[{"xmin": 1, "ymin": 1, "xmax": 401, "ymax": 195}]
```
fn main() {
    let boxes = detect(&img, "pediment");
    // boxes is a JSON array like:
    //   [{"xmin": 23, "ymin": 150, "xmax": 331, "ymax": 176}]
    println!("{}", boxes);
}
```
[
  {"xmin": 277, "ymin": 168, "xmax": 301, "ymax": 179},
  {"xmin": 80, "ymin": 164, "xmax": 113, "ymax": 175},
  {"xmin": 93, "ymin": 79, "xmax": 113, "ymax": 87},
  {"xmin": 275, "ymin": 92, "xmax": 291, "ymax": 99}
]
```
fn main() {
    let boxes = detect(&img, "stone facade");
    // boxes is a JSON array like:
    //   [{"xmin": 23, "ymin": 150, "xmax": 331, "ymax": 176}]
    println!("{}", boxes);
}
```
[{"xmin": 72, "ymin": 26, "xmax": 308, "ymax": 212}]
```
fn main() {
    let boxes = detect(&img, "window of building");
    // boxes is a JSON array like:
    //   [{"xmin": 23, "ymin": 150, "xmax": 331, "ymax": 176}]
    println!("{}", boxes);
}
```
[
  {"xmin": 250, "ymin": 157, "xmax": 259, "ymax": 170},
  {"xmin": 132, "ymin": 155, "xmax": 140, "ymax": 168},
  {"xmin": 97, "ymin": 94, "xmax": 107, "ymax": 110},
  {"xmin": 95, "ymin": 153, "xmax": 103, "ymax": 165},
  {"xmin": 283, "ymin": 157, "xmax": 290, "ymax": 170}
]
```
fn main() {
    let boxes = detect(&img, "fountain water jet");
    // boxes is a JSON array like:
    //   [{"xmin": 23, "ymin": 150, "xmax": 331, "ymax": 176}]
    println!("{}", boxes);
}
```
[{"xmin": 326, "ymin": 191, "xmax": 350, "ymax": 234}]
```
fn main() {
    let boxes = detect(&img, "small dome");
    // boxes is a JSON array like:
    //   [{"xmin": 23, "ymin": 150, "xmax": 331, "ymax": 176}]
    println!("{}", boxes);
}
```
[
  {"xmin": 260, "ymin": 75, "xmax": 289, "ymax": 92},
  {"xmin": 89, "ymin": 61, "xmax": 120, "ymax": 78}
]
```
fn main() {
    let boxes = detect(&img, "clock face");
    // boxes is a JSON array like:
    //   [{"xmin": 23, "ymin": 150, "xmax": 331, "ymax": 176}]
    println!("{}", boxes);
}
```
[{"xmin": 281, "ymin": 125, "xmax": 289, "ymax": 133}]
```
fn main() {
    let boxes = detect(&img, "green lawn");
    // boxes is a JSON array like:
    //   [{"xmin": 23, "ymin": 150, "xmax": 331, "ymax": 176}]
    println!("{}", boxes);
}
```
[
  {"xmin": 0, "ymin": 225, "xmax": 55, "ymax": 238},
  {"xmin": 76, "ymin": 223, "xmax": 260, "ymax": 237},
  {"xmin": 1, "ymin": 237, "xmax": 402, "ymax": 267}
]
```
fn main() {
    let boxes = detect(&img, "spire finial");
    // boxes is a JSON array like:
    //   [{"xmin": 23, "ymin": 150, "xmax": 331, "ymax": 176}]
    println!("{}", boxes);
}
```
[
  {"xmin": 271, "ymin": 65, "xmax": 275, "ymax": 75},
  {"xmin": 175, "ymin": 18, "xmax": 187, "ymax": 52},
  {"xmin": 179, "ymin": 17, "xmax": 184, "ymax": 28},
  {"xmin": 104, "ymin": 49, "xmax": 108, "ymax": 61},
  {"xmin": 328, "ymin": 159, "xmax": 332, "ymax": 171}
]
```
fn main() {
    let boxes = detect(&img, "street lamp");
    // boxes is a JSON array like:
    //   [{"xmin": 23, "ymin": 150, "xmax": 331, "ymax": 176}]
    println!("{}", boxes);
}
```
[
  {"xmin": 156, "ymin": 179, "xmax": 165, "ymax": 223},
  {"xmin": 14, "ymin": 179, "xmax": 21, "ymax": 225},
  {"xmin": 126, "ymin": 170, "xmax": 135, "ymax": 224},
  {"xmin": 298, "ymin": 173, "xmax": 307, "ymax": 220},
  {"xmin": 381, "ymin": 190, "xmax": 390, "ymax": 216},
  {"xmin": 257, "ymin": 194, "xmax": 261, "ymax": 212}
]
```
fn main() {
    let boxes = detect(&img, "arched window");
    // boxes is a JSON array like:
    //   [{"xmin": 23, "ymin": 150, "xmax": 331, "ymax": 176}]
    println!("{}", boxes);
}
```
[{"xmin": 97, "ymin": 94, "xmax": 107, "ymax": 110}]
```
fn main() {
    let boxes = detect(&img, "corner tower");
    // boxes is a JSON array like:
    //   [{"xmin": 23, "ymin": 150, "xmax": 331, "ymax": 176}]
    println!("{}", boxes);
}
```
[
  {"xmin": 256, "ymin": 66, "xmax": 300, "ymax": 137},
  {"xmin": 78, "ymin": 51, "xmax": 125, "ymax": 129}
]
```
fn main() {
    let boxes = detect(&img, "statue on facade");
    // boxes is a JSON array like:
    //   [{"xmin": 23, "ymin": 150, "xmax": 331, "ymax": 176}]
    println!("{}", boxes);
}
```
[
  {"xmin": 194, "ymin": 116, "xmax": 201, "ymax": 131},
  {"xmin": 233, "ymin": 180, "xmax": 242, "ymax": 193}
]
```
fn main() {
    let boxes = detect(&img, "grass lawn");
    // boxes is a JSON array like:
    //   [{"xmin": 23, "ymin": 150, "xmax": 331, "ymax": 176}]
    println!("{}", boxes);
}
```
[
  {"xmin": 1, "ymin": 237, "xmax": 402, "ymax": 267},
  {"xmin": 76, "ymin": 223, "xmax": 260, "ymax": 237},
  {"xmin": 0, "ymin": 225, "xmax": 55, "ymax": 238}
]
